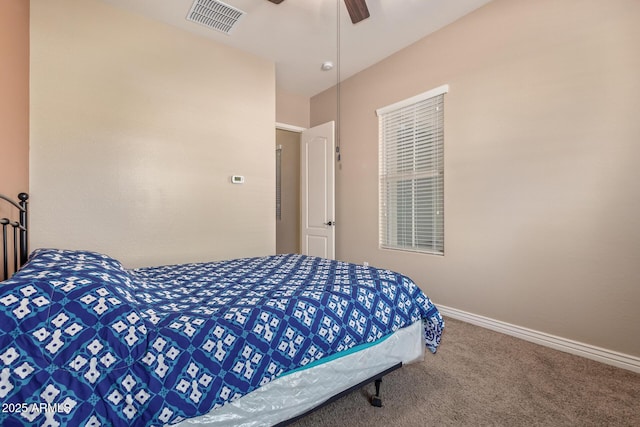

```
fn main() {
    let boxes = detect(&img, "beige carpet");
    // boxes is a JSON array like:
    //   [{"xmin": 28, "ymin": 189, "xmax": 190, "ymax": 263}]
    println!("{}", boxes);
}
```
[{"xmin": 289, "ymin": 317, "xmax": 640, "ymax": 426}]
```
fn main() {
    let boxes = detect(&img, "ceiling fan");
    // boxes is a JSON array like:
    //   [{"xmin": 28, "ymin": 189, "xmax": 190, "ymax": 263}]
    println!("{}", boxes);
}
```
[{"xmin": 267, "ymin": 0, "xmax": 370, "ymax": 24}]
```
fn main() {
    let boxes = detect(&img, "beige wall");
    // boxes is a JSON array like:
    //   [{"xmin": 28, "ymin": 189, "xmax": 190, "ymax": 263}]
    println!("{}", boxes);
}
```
[
  {"xmin": 311, "ymin": 0, "xmax": 640, "ymax": 357},
  {"xmin": 276, "ymin": 88, "xmax": 310, "ymax": 129},
  {"xmin": 30, "ymin": 0, "xmax": 276, "ymax": 267},
  {"xmin": 275, "ymin": 129, "xmax": 300, "ymax": 254},
  {"xmin": 0, "ymin": 0, "xmax": 29, "ymax": 204}
]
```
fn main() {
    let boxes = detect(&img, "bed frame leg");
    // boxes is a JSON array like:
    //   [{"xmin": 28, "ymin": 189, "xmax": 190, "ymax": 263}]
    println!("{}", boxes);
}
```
[{"xmin": 370, "ymin": 378, "xmax": 383, "ymax": 407}]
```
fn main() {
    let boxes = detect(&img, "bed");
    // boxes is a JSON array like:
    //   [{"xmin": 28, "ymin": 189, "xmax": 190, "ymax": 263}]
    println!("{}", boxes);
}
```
[{"xmin": 0, "ymin": 192, "xmax": 444, "ymax": 426}]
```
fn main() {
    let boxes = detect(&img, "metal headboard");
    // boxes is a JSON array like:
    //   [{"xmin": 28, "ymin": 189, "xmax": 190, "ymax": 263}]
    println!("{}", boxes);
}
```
[{"xmin": 0, "ymin": 193, "xmax": 29, "ymax": 281}]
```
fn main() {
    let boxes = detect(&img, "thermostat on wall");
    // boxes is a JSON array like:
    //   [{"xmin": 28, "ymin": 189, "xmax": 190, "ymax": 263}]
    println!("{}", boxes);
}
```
[{"xmin": 231, "ymin": 175, "xmax": 245, "ymax": 184}]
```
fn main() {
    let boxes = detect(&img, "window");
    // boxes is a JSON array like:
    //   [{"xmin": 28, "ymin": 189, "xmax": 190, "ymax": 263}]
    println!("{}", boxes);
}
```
[{"xmin": 377, "ymin": 85, "xmax": 447, "ymax": 255}]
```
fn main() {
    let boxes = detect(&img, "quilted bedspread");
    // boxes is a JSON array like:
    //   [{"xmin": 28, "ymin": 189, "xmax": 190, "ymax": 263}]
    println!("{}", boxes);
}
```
[{"xmin": 0, "ymin": 249, "xmax": 444, "ymax": 426}]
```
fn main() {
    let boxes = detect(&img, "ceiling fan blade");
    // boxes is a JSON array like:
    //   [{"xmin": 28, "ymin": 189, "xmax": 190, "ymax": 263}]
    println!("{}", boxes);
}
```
[
  {"xmin": 344, "ymin": 0, "xmax": 370, "ymax": 24},
  {"xmin": 267, "ymin": 0, "xmax": 370, "ymax": 25}
]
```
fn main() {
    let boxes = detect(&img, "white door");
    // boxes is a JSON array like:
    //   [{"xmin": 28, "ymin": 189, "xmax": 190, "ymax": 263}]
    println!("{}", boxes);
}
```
[{"xmin": 301, "ymin": 121, "xmax": 335, "ymax": 259}]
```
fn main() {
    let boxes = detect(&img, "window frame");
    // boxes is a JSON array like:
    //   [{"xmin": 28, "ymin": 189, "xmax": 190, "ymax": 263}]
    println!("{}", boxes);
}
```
[{"xmin": 376, "ymin": 84, "xmax": 448, "ymax": 256}]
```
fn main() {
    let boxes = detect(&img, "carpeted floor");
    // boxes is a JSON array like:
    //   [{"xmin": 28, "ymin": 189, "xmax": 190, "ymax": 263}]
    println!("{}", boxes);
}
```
[{"xmin": 289, "ymin": 317, "xmax": 640, "ymax": 426}]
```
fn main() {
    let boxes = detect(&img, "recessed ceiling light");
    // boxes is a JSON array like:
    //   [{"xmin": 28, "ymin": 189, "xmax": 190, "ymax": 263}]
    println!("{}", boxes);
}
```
[{"xmin": 321, "ymin": 61, "xmax": 334, "ymax": 71}]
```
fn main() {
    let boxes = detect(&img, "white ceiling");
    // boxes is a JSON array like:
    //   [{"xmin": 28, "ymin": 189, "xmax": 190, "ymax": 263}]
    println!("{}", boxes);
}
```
[{"xmin": 99, "ymin": 0, "xmax": 492, "ymax": 97}]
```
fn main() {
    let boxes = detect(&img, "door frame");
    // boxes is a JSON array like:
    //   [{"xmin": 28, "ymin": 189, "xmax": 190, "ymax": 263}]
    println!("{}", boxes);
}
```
[
  {"xmin": 276, "ymin": 122, "xmax": 306, "ymax": 133},
  {"xmin": 275, "ymin": 122, "xmax": 305, "ymax": 255},
  {"xmin": 275, "ymin": 122, "xmax": 336, "ymax": 259},
  {"xmin": 275, "ymin": 122, "xmax": 306, "ymax": 253}
]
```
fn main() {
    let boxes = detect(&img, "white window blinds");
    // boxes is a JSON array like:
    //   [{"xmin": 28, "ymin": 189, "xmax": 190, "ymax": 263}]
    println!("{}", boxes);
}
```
[{"xmin": 377, "ymin": 85, "xmax": 447, "ymax": 255}]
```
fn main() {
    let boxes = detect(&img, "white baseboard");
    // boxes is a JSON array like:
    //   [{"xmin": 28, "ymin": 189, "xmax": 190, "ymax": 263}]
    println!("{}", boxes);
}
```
[{"xmin": 436, "ymin": 304, "xmax": 640, "ymax": 374}]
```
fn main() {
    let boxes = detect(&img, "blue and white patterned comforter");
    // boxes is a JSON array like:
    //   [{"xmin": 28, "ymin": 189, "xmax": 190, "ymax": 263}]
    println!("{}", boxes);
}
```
[{"xmin": 0, "ymin": 249, "xmax": 444, "ymax": 426}]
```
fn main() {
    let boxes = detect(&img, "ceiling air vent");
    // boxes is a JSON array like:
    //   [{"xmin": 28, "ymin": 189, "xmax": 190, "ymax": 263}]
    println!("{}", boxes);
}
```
[{"xmin": 186, "ymin": 0, "xmax": 245, "ymax": 35}]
